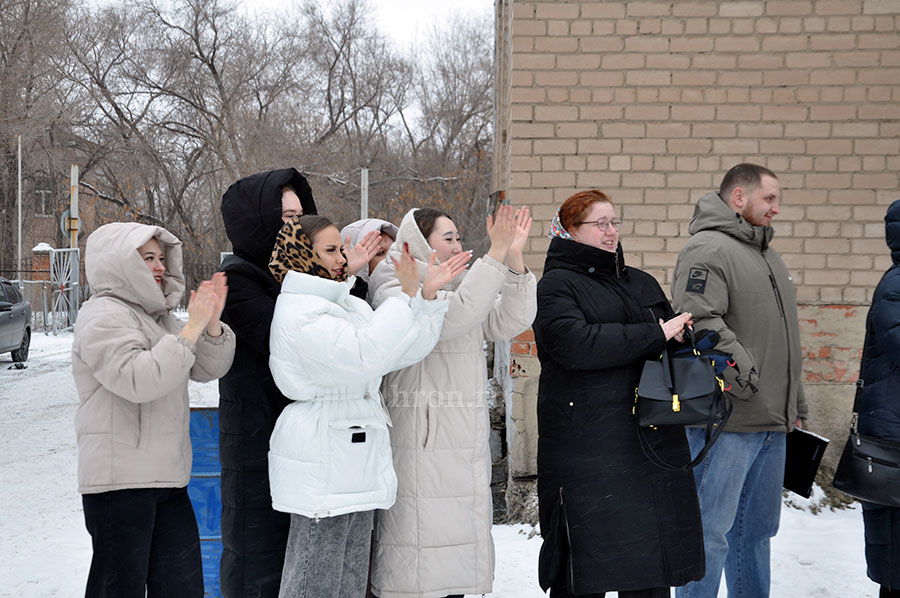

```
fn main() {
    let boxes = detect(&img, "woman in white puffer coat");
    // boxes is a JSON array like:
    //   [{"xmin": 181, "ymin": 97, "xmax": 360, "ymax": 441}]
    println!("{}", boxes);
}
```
[{"xmin": 265, "ymin": 215, "xmax": 469, "ymax": 598}]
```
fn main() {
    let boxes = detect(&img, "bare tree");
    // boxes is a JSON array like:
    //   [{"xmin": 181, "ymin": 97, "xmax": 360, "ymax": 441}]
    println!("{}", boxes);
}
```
[
  {"xmin": 0, "ymin": 0, "xmax": 71, "ymax": 272},
  {"xmin": 2, "ymin": 0, "xmax": 494, "ymax": 273}
]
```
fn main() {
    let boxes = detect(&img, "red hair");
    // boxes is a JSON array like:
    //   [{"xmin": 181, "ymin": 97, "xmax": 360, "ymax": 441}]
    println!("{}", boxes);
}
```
[{"xmin": 558, "ymin": 190, "xmax": 614, "ymax": 232}]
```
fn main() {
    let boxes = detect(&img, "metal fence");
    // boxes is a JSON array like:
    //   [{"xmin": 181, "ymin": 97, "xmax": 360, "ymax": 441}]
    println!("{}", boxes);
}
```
[
  {"xmin": 10, "ymin": 248, "xmax": 82, "ymax": 336},
  {"xmin": 13, "ymin": 278, "xmax": 86, "ymax": 335}
]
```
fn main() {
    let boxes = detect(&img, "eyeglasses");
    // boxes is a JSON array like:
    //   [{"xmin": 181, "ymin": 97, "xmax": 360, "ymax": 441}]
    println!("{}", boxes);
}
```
[{"xmin": 575, "ymin": 218, "xmax": 623, "ymax": 231}]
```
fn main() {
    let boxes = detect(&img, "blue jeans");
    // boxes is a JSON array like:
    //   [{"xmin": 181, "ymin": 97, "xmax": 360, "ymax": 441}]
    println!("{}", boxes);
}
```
[
  {"xmin": 675, "ymin": 429, "xmax": 786, "ymax": 598},
  {"xmin": 279, "ymin": 511, "xmax": 374, "ymax": 598}
]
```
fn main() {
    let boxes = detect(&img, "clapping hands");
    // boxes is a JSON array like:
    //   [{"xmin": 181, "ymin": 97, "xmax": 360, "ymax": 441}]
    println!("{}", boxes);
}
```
[
  {"xmin": 486, "ymin": 204, "xmax": 517, "ymax": 263},
  {"xmin": 180, "ymin": 272, "xmax": 228, "ymax": 343},
  {"xmin": 393, "ymin": 243, "xmax": 420, "ymax": 298},
  {"xmin": 344, "ymin": 231, "xmax": 381, "ymax": 276},
  {"xmin": 507, "ymin": 207, "xmax": 532, "ymax": 273},
  {"xmin": 422, "ymin": 251, "xmax": 471, "ymax": 300},
  {"xmin": 392, "ymin": 243, "xmax": 471, "ymax": 299},
  {"xmin": 487, "ymin": 204, "xmax": 532, "ymax": 273}
]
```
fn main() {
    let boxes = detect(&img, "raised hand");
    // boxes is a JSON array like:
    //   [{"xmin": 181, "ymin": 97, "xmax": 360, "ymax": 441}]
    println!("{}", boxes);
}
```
[
  {"xmin": 422, "ymin": 250, "xmax": 471, "ymax": 300},
  {"xmin": 486, "ymin": 203, "xmax": 517, "ymax": 264},
  {"xmin": 393, "ymin": 242, "xmax": 421, "ymax": 298},
  {"xmin": 507, "ymin": 206, "xmax": 532, "ymax": 273},
  {"xmin": 206, "ymin": 272, "xmax": 228, "ymax": 337},
  {"xmin": 345, "ymin": 231, "xmax": 382, "ymax": 276},
  {"xmin": 659, "ymin": 312, "xmax": 694, "ymax": 342},
  {"xmin": 180, "ymin": 281, "xmax": 217, "ymax": 343}
]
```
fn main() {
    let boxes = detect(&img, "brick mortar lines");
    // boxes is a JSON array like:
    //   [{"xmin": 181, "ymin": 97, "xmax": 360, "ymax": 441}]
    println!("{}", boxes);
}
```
[{"xmin": 501, "ymin": 3, "xmax": 900, "ymax": 304}]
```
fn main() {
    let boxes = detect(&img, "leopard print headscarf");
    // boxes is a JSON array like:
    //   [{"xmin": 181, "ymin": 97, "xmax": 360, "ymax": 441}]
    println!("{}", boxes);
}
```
[{"xmin": 268, "ymin": 215, "xmax": 347, "ymax": 283}]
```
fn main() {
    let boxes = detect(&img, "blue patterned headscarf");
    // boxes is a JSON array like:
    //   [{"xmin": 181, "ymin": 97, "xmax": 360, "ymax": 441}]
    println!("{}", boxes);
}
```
[{"xmin": 548, "ymin": 207, "xmax": 575, "ymax": 240}]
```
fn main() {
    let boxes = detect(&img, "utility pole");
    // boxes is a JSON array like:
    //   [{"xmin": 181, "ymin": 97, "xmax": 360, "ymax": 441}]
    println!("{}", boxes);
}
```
[
  {"xmin": 17, "ymin": 135, "xmax": 22, "ymax": 281},
  {"xmin": 69, "ymin": 165, "xmax": 79, "ymax": 249},
  {"xmin": 360, "ymin": 168, "xmax": 369, "ymax": 220}
]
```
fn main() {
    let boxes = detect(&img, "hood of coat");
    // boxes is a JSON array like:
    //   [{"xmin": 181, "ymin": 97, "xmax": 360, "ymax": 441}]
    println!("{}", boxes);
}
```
[
  {"xmin": 392, "ymin": 209, "xmax": 434, "ymax": 262},
  {"xmin": 85, "ymin": 222, "xmax": 184, "ymax": 317},
  {"xmin": 885, "ymin": 199, "xmax": 900, "ymax": 263},
  {"xmin": 543, "ymin": 236, "xmax": 628, "ymax": 280},
  {"xmin": 386, "ymin": 208, "xmax": 465, "ymax": 291},
  {"xmin": 689, "ymin": 191, "xmax": 774, "ymax": 251},
  {"xmin": 221, "ymin": 168, "xmax": 317, "ymax": 269},
  {"xmin": 340, "ymin": 218, "xmax": 398, "ymax": 281}
]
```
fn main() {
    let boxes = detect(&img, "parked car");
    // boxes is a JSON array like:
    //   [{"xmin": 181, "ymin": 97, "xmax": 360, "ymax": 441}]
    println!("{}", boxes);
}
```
[{"xmin": 0, "ymin": 277, "xmax": 31, "ymax": 362}]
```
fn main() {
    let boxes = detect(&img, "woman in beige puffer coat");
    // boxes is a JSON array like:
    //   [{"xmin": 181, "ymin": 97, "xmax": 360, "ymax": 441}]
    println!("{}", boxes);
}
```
[
  {"xmin": 72, "ymin": 222, "xmax": 235, "ymax": 598},
  {"xmin": 369, "ymin": 205, "xmax": 537, "ymax": 598}
]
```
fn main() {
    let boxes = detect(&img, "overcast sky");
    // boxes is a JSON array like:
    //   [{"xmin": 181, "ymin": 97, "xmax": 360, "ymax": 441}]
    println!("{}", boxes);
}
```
[{"xmin": 239, "ymin": 0, "xmax": 493, "ymax": 49}]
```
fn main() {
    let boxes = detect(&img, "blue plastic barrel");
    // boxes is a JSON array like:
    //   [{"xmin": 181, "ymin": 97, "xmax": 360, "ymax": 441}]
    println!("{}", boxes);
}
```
[{"xmin": 188, "ymin": 408, "xmax": 222, "ymax": 597}]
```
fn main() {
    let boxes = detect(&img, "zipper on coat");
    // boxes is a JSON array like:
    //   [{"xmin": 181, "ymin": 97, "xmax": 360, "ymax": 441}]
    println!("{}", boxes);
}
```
[
  {"xmin": 768, "ymin": 273, "xmax": 786, "ymax": 319},
  {"xmin": 764, "ymin": 257, "xmax": 796, "ymax": 427},
  {"xmin": 559, "ymin": 487, "xmax": 576, "ymax": 590}
]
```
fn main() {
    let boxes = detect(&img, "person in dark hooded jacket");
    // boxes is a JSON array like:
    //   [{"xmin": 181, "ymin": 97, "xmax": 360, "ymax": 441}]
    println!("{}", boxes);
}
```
[
  {"xmin": 856, "ymin": 198, "xmax": 900, "ymax": 598},
  {"xmin": 533, "ymin": 189, "xmax": 704, "ymax": 598},
  {"xmin": 218, "ymin": 168, "xmax": 318, "ymax": 598}
]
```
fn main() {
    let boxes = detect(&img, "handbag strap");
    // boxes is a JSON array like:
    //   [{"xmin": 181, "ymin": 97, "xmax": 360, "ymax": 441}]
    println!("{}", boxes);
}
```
[
  {"xmin": 661, "ymin": 323, "xmax": 699, "ymax": 396},
  {"xmin": 682, "ymin": 324, "xmax": 699, "ymax": 350},
  {"xmin": 635, "ymin": 388, "xmax": 733, "ymax": 472},
  {"xmin": 660, "ymin": 343, "xmax": 674, "ymax": 393},
  {"xmin": 649, "ymin": 309, "xmax": 676, "ymax": 393}
]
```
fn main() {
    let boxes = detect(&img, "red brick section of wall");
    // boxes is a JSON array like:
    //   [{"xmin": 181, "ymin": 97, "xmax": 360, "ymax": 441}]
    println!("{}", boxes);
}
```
[
  {"xmin": 510, "ymin": 330, "xmax": 537, "ymax": 378},
  {"xmin": 30, "ymin": 253, "xmax": 50, "ymax": 281}
]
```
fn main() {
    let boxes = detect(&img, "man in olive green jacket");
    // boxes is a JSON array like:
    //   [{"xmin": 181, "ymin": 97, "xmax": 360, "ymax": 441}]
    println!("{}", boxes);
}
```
[{"xmin": 672, "ymin": 163, "xmax": 807, "ymax": 598}]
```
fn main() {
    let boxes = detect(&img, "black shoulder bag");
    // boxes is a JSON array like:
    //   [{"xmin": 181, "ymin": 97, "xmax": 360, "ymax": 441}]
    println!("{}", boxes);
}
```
[
  {"xmin": 831, "ymin": 378, "xmax": 900, "ymax": 506},
  {"xmin": 634, "ymin": 326, "xmax": 732, "ymax": 471}
]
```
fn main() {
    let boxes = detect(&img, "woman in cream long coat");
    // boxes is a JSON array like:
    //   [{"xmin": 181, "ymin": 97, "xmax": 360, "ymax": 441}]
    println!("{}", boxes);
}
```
[{"xmin": 369, "ymin": 205, "xmax": 537, "ymax": 598}]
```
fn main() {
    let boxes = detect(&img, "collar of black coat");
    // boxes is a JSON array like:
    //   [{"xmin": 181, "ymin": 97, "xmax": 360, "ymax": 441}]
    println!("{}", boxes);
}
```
[
  {"xmin": 885, "ymin": 198, "xmax": 900, "ymax": 264},
  {"xmin": 543, "ymin": 237, "xmax": 628, "ymax": 279}
]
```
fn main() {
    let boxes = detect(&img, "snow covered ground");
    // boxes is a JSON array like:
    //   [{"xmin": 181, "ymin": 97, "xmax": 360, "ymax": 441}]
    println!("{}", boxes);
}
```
[{"xmin": 0, "ymin": 332, "xmax": 878, "ymax": 597}]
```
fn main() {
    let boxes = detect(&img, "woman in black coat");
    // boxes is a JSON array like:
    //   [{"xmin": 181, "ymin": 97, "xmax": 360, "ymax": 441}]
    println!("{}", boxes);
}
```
[
  {"xmin": 533, "ymin": 190, "xmax": 705, "ymax": 598},
  {"xmin": 218, "ymin": 168, "xmax": 317, "ymax": 598},
  {"xmin": 856, "ymin": 199, "xmax": 900, "ymax": 598}
]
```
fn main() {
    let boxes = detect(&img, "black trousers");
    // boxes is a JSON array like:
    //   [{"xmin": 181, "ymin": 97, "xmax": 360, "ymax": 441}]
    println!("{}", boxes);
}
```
[{"xmin": 82, "ymin": 487, "xmax": 203, "ymax": 598}]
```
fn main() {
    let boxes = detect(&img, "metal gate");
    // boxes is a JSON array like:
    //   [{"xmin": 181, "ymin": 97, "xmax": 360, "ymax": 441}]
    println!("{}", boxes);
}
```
[{"xmin": 50, "ymin": 248, "xmax": 80, "ymax": 333}]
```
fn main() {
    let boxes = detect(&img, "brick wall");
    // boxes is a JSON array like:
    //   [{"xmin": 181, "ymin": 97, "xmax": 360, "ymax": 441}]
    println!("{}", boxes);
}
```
[
  {"xmin": 496, "ymin": 0, "xmax": 900, "ymax": 299},
  {"xmin": 494, "ymin": 0, "xmax": 900, "ymax": 505}
]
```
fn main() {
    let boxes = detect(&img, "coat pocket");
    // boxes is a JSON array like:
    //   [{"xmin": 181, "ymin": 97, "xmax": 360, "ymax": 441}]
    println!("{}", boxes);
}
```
[
  {"xmin": 423, "ymin": 404, "xmax": 437, "ymax": 452},
  {"xmin": 327, "ymin": 418, "xmax": 388, "ymax": 495},
  {"xmin": 137, "ymin": 402, "xmax": 151, "ymax": 450}
]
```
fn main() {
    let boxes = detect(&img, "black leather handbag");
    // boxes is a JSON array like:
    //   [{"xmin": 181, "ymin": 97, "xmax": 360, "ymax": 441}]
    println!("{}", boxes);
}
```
[
  {"xmin": 832, "ymin": 380, "xmax": 900, "ymax": 507},
  {"xmin": 635, "ymin": 327, "xmax": 732, "ymax": 471}
]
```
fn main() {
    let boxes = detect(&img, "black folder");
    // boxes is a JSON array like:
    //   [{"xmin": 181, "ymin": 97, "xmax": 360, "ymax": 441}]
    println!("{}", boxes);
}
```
[{"xmin": 784, "ymin": 428, "xmax": 830, "ymax": 498}]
